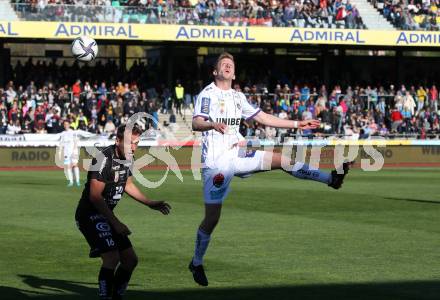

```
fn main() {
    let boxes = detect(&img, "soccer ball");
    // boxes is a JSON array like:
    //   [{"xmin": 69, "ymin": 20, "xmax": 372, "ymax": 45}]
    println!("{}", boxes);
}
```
[{"xmin": 71, "ymin": 36, "xmax": 98, "ymax": 62}]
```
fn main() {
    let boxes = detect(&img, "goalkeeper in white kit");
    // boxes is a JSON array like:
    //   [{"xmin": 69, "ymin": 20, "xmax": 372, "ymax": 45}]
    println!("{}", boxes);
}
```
[{"xmin": 59, "ymin": 120, "xmax": 81, "ymax": 187}]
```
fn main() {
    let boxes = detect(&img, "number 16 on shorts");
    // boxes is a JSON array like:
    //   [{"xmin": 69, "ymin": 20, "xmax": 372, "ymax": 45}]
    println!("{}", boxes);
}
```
[{"xmin": 105, "ymin": 238, "xmax": 115, "ymax": 247}]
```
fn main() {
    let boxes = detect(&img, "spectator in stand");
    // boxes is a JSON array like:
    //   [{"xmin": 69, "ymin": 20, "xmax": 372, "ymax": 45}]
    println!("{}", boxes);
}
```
[
  {"xmin": 417, "ymin": 86, "xmax": 427, "ymax": 113},
  {"xmin": 35, "ymin": 119, "xmax": 47, "ymax": 134},
  {"xmin": 368, "ymin": 119, "xmax": 378, "ymax": 135},
  {"xmin": 72, "ymin": 79, "xmax": 82, "ymax": 100},
  {"xmin": 103, "ymin": 117, "xmax": 116, "ymax": 134},
  {"xmin": 302, "ymin": 106, "xmax": 313, "ymax": 121},
  {"xmin": 390, "ymin": 107, "xmax": 403, "ymax": 133},
  {"xmin": 403, "ymin": 91, "xmax": 416, "ymax": 116},
  {"xmin": 34, "ymin": 104, "xmax": 46, "ymax": 125},
  {"xmin": 0, "ymin": 103, "xmax": 8, "ymax": 134},
  {"xmin": 401, "ymin": 107, "xmax": 412, "ymax": 133},
  {"xmin": 21, "ymin": 119, "xmax": 33, "ymax": 133},
  {"xmin": 175, "ymin": 80, "xmax": 184, "ymax": 116},
  {"xmin": 300, "ymin": 84, "xmax": 310, "ymax": 102},
  {"xmin": 8, "ymin": 101, "xmax": 20, "ymax": 123},
  {"xmin": 7, "ymin": 119, "xmax": 22, "ymax": 135},
  {"xmin": 6, "ymin": 85, "xmax": 17, "ymax": 106},
  {"xmin": 264, "ymin": 125, "xmax": 276, "ymax": 140},
  {"xmin": 74, "ymin": 110, "xmax": 88, "ymax": 130},
  {"xmin": 45, "ymin": 107, "xmax": 61, "ymax": 133},
  {"xmin": 88, "ymin": 117, "xmax": 100, "ymax": 134},
  {"xmin": 429, "ymin": 84, "xmax": 438, "ymax": 112},
  {"xmin": 97, "ymin": 82, "xmax": 108, "ymax": 100},
  {"xmin": 115, "ymin": 82, "xmax": 124, "ymax": 96}
]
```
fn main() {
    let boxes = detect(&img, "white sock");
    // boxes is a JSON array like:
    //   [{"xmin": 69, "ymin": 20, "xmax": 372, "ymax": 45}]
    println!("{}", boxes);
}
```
[
  {"xmin": 74, "ymin": 167, "xmax": 80, "ymax": 184},
  {"xmin": 66, "ymin": 168, "xmax": 73, "ymax": 184},
  {"xmin": 193, "ymin": 228, "xmax": 211, "ymax": 266},
  {"xmin": 289, "ymin": 162, "xmax": 331, "ymax": 184}
]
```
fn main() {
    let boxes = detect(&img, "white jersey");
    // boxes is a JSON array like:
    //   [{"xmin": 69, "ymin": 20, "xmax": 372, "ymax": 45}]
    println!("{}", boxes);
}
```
[
  {"xmin": 193, "ymin": 82, "xmax": 260, "ymax": 168},
  {"xmin": 60, "ymin": 129, "xmax": 79, "ymax": 157}
]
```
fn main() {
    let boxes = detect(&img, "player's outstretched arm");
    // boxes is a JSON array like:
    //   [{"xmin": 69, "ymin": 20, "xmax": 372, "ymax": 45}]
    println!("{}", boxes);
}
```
[
  {"xmin": 192, "ymin": 116, "xmax": 227, "ymax": 134},
  {"xmin": 125, "ymin": 177, "xmax": 171, "ymax": 215},
  {"xmin": 253, "ymin": 111, "xmax": 320, "ymax": 130},
  {"xmin": 89, "ymin": 179, "xmax": 131, "ymax": 235}
]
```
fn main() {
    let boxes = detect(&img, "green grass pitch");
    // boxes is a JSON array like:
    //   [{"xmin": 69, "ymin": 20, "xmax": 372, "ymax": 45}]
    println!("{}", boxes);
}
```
[{"xmin": 1, "ymin": 169, "xmax": 440, "ymax": 300}]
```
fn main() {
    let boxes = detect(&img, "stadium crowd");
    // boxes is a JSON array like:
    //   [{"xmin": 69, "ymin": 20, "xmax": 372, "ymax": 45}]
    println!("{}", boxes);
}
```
[
  {"xmin": 374, "ymin": 0, "xmax": 440, "ymax": 30},
  {"xmin": 239, "ymin": 83, "xmax": 440, "ymax": 140},
  {"xmin": 12, "ymin": 0, "xmax": 365, "ymax": 29},
  {"xmin": 1, "ymin": 59, "xmax": 440, "ymax": 139},
  {"xmin": 0, "ymin": 60, "xmax": 162, "ymax": 136}
]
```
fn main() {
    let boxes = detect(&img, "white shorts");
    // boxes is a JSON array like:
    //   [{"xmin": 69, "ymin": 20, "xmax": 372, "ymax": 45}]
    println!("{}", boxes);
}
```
[
  {"xmin": 64, "ymin": 155, "xmax": 79, "ymax": 165},
  {"xmin": 202, "ymin": 149, "xmax": 265, "ymax": 204}
]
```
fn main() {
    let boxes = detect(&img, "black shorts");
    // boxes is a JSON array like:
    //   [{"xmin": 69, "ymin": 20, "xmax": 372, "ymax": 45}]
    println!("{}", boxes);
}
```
[{"xmin": 75, "ymin": 213, "xmax": 132, "ymax": 258}]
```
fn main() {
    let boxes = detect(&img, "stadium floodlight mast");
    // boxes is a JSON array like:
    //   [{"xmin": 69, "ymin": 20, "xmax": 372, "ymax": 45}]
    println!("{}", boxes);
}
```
[{"xmin": 55, "ymin": 112, "xmax": 385, "ymax": 189}]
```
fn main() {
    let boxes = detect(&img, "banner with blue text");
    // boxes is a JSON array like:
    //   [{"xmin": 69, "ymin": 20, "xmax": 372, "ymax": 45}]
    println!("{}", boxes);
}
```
[{"xmin": 1, "ymin": 21, "xmax": 440, "ymax": 46}]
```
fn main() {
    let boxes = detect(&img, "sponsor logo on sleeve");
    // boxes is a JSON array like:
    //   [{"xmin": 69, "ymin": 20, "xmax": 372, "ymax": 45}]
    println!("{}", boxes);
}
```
[{"xmin": 201, "ymin": 97, "xmax": 210, "ymax": 114}]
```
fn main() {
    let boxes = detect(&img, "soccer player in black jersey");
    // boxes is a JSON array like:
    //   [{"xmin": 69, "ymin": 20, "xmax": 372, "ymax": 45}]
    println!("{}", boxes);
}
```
[{"xmin": 75, "ymin": 124, "xmax": 171, "ymax": 300}]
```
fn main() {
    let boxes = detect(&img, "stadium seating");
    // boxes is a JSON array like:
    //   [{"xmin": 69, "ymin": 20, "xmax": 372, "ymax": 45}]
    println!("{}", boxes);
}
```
[
  {"xmin": 21, "ymin": 0, "xmax": 440, "ymax": 30},
  {"xmin": 370, "ymin": 0, "xmax": 440, "ymax": 30},
  {"xmin": 10, "ymin": 0, "xmax": 366, "ymax": 29}
]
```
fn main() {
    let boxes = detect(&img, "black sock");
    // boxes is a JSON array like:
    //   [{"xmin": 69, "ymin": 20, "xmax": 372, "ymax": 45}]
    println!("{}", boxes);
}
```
[
  {"xmin": 113, "ymin": 266, "xmax": 133, "ymax": 298},
  {"xmin": 98, "ymin": 267, "xmax": 115, "ymax": 300}
]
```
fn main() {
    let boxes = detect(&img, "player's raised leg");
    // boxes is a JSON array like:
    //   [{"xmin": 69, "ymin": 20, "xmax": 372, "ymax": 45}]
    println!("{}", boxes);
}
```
[
  {"xmin": 268, "ymin": 151, "xmax": 352, "ymax": 189},
  {"xmin": 233, "ymin": 150, "xmax": 352, "ymax": 189}
]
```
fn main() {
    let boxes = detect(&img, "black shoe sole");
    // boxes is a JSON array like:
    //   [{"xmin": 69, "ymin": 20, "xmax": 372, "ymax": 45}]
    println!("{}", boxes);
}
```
[{"xmin": 188, "ymin": 262, "xmax": 208, "ymax": 287}]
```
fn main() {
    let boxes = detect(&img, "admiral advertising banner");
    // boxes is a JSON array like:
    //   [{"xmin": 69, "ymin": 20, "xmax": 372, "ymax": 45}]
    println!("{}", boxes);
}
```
[{"xmin": 2, "ymin": 21, "xmax": 440, "ymax": 47}]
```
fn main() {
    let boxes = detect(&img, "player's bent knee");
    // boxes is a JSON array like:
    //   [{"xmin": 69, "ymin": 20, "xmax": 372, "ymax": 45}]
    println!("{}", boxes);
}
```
[
  {"xmin": 101, "ymin": 251, "xmax": 120, "ymax": 269},
  {"xmin": 120, "ymin": 249, "xmax": 138, "ymax": 271},
  {"xmin": 124, "ymin": 254, "xmax": 138, "ymax": 270}
]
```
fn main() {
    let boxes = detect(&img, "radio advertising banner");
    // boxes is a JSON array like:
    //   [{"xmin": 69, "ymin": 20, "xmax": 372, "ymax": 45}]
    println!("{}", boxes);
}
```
[{"xmin": 1, "ymin": 146, "xmax": 440, "ymax": 168}]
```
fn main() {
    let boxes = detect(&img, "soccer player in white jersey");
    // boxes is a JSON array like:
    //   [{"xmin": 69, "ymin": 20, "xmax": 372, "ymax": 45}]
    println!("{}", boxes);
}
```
[
  {"xmin": 189, "ymin": 52, "xmax": 352, "ymax": 286},
  {"xmin": 59, "ymin": 120, "xmax": 81, "ymax": 187}
]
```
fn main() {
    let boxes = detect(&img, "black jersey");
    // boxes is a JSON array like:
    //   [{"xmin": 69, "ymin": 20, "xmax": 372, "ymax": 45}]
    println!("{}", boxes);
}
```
[{"xmin": 76, "ymin": 145, "xmax": 132, "ymax": 219}]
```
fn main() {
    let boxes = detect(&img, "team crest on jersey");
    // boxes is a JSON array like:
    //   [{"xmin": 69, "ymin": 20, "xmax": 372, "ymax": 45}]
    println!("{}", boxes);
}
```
[
  {"xmin": 213, "ymin": 173, "xmax": 225, "ymax": 188},
  {"xmin": 219, "ymin": 99, "xmax": 225, "ymax": 114}
]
